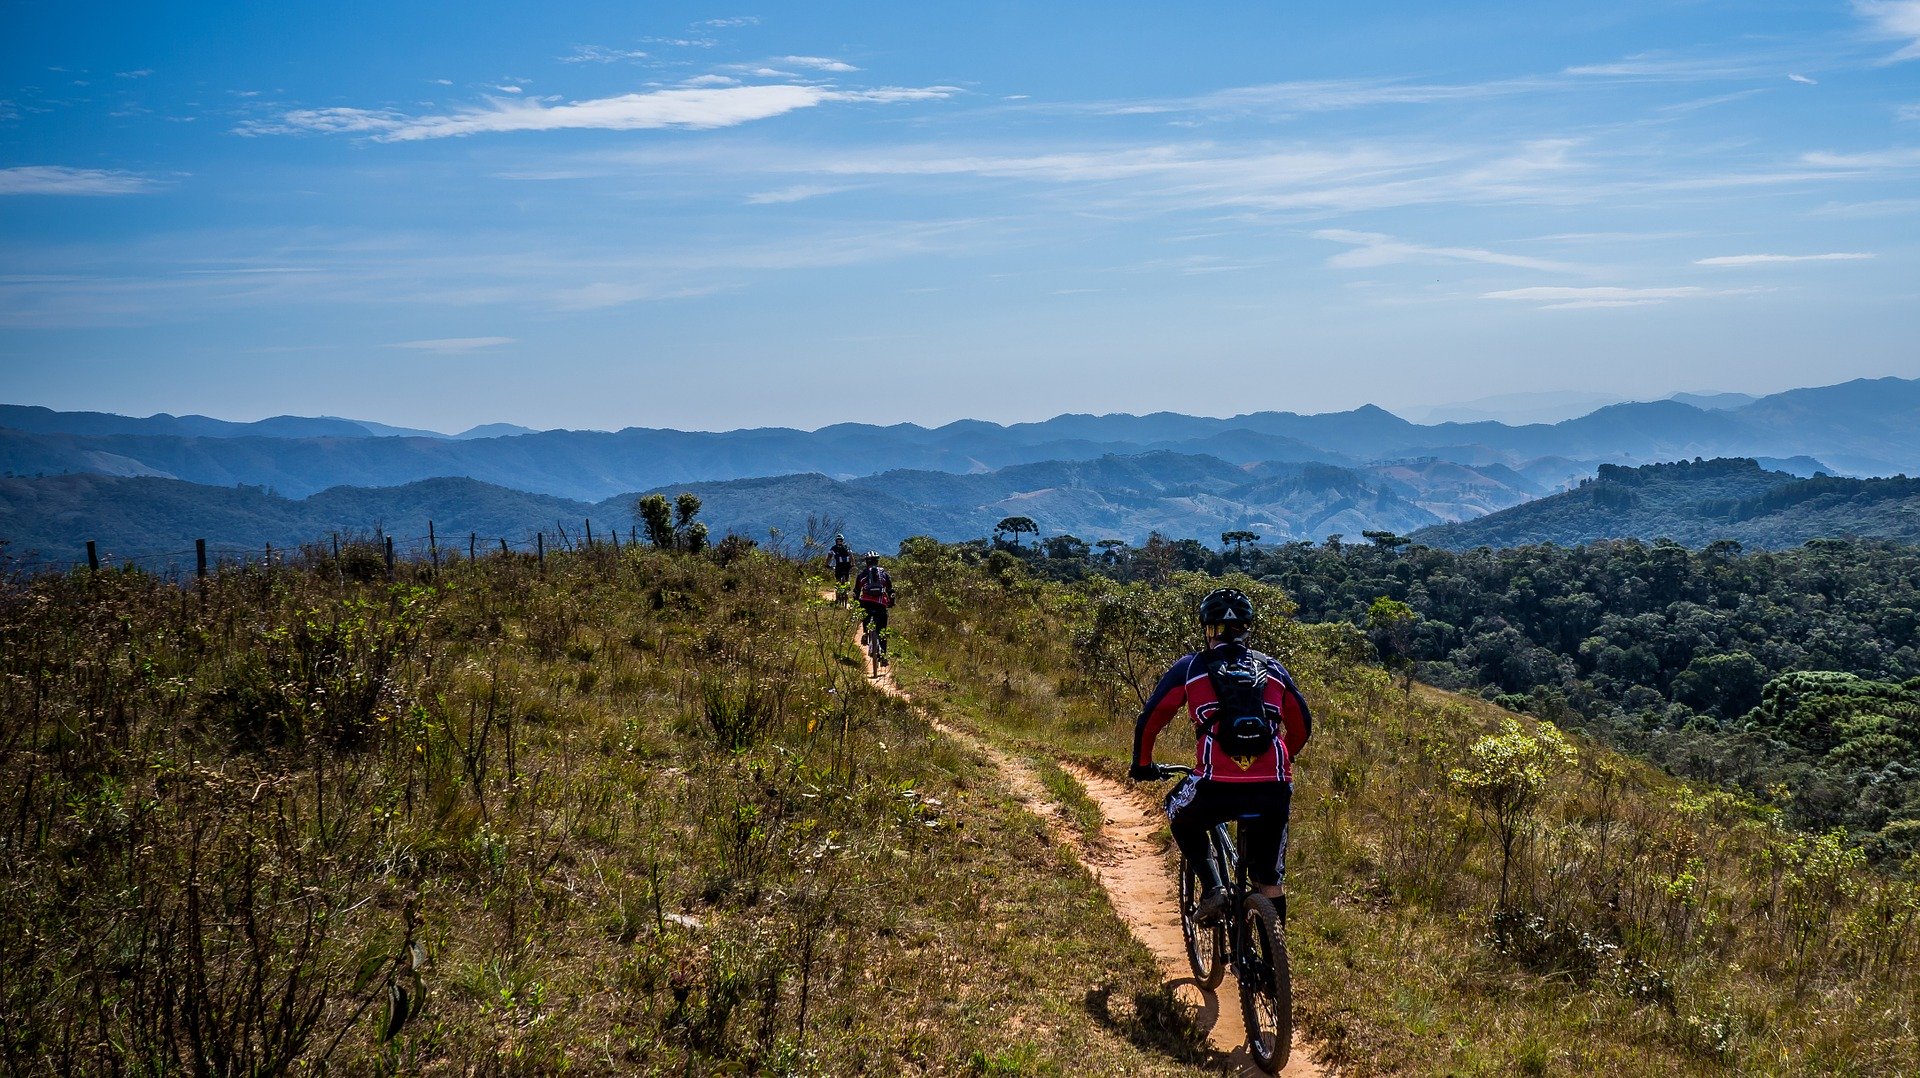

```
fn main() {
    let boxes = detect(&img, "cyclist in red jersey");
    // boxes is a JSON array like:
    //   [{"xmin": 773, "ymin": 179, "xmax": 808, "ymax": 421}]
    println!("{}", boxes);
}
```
[{"xmin": 1131, "ymin": 587, "xmax": 1311, "ymax": 923}]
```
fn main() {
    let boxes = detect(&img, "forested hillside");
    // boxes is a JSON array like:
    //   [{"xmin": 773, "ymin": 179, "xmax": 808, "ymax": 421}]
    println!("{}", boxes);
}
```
[
  {"xmin": 1033, "ymin": 530, "xmax": 1920, "ymax": 863},
  {"xmin": 1416, "ymin": 458, "xmax": 1920, "ymax": 549}
]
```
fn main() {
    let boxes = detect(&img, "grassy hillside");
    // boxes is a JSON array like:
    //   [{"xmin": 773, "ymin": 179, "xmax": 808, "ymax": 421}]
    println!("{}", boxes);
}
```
[
  {"xmin": 883, "ymin": 545, "xmax": 1920, "ymax": 1074},
  {"xmin": 8, "ymin": 536, "xmax": 1918, "ymax": 1074},
  {"xmin": 0, "ymin": 544, "xmax": 1197, "ymax": 1075}
]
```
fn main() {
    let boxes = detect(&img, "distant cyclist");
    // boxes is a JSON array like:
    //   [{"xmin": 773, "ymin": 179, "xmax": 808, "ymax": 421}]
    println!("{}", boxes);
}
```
[
  {"xmin": 827, "ymin": 534, "xmax": 855, "ymax": 598},
  {"xmin": 1130, "ymin": 587, "xmax": 1311, "ymax": 924},
  {"xmin": 855, "ymin": 552, "xmax": 895, "ymax": 665}
]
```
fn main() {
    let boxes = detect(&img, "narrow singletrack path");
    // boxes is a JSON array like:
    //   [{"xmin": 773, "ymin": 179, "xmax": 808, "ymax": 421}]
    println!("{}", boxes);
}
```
[{"xmin": 844, "ymin": 611, "xmax": 1328, "ymax": 1074}]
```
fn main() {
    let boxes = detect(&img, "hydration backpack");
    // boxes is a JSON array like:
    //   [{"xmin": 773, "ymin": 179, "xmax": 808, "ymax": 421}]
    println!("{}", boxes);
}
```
[
  {"xmin": 1202, "ymin": 651, "xmax": 1279, "ymax": 761},
  {"xmin": 857, "ymin": 566, "xmax": 892, "ymax": 606}
]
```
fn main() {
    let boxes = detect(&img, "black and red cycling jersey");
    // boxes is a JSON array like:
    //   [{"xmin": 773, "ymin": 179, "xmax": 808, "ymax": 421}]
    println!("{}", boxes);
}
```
[{"xmin": 1133, "ymin": 642, "xmax": 1311, "ymax": 783}]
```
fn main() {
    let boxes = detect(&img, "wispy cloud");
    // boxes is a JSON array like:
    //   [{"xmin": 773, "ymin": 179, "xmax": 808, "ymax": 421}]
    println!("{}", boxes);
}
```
[
  {"xmin": 1482, "ymin": 285, "xmax": 1757, "ymax": 309},
  {"xmin": 1088, "ymin": 76, "xmax": 1544, "ymax": 117},
  {"xmin": 1900, "ymin": 103, "xmax": 1920, "ymax": 120},
  {"xmin": 0, "ymin": 165, "xmax": 161, "ymax": 195},
  {"xmin": 243, "ymin": 84, "xmax": 958, "ymax": 141},
  {"xmin": 744, "ymin": 184, "xmax": 851, "ymax": 204},
  {"xmin": 1695, "ymin": 251, "xmax": 1874, "ymax": 265},
  {"xmin": 780, "ymin": 56, "xmax": 859, "ymax": 73},
  {"xmin": 1855, "ymin": 1, "xmax": 1920, "ymax": 62},
  {"xmin": 116, "ymin": 69, "xmax": 153, "ymax": 79},
  {"xmin": 1562, "ymin": 50, "xmax": 1794, "ymax": 81},
  {"xmin": 1789, "ymin": 73, "xmax": 1818, "ymax": 84},
  {"xmin": 1315, "ymin": 229, "xmax": 1581, "ymax": 272},
  {"xmin": 392, "ymin": 336, "xmax": 516, "ymax": 354},
  {"xmin": 1800, "ymin": 146, "xmax": 1920, "ymax": 168},
  {"xmin": 561, "ymin": 45, "xmax": 648, "ymax": 64},
  {"xmin": 698, "ymin": 17, "xmax": 759, "ymax": 29}
]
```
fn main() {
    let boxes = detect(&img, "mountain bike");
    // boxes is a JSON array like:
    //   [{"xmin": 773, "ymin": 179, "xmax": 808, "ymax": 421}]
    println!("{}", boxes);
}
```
[
  {"xmin": 859, "ymin": 616, "xmax": 887, "ymax": 678},
  {"xmin": 1150, "ymin": 763, "xmax": 1292, "ymax": 1072}
]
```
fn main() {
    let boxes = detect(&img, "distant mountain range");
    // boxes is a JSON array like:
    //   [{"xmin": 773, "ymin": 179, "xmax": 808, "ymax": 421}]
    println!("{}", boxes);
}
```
[
  {"xmin": 5, "ymin": 377, "xmax": 1912, "ymax": 507},
  {"xmin": 3, "ymin": 376, "xmax": 1915, "ymax": 564},
  {"xmin": 1413, "ymin": 459, "xmax": 1920, "ymax": 550}
]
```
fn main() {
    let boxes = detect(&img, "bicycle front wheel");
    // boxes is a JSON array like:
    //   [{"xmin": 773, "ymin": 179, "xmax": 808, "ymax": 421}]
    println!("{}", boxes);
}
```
[
  {"xmin": 1177, "ymin": 856, "xmax": 1225, "ymax": 987},
  {"xmin": 1238, "ymin": 894, "xmax": 1292, "ymax": 1072}
]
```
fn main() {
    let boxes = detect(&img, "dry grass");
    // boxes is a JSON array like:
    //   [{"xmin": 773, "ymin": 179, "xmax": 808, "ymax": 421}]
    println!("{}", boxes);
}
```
[
  {"xmin": 889, "ymin": 541, "xmax": 1920, "ymax": 1076},
  {"xmin": 0, "ymin": 544, "xmax": 1201, "ymax": 1075}
]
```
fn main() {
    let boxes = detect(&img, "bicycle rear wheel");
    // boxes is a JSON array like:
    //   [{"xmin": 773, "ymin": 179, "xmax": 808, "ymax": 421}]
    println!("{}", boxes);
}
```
[
  {"xmin": 1177, "ymin": 855, "xmax": 1226, "ymax": 987},
  {"xmin": 1238, "ymin": 894, "xmax": 1292, "ymax": 1072}
]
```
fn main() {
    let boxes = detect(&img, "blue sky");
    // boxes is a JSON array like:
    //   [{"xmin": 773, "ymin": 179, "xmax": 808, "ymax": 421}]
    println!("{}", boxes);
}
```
[{"xmin": 2, "ymin": 1, "xmax": 1917, "ymax": 433}]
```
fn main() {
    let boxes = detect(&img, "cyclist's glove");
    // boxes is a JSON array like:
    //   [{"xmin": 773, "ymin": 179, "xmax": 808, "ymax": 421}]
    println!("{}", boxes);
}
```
[{"xmin": 1128, "ymin": 763, "xmax": 1162, "ymax": 782}]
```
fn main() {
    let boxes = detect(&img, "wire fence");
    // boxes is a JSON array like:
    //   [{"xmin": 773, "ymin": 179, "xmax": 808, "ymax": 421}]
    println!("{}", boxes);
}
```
[{"xmin": 0, "ymin": 519, "xmax": 650, "ymax": 580}]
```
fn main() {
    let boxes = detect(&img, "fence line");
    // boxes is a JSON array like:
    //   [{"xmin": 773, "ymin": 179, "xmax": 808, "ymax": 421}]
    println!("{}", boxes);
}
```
[{"xmin": 1, "ymin": 519, "xmax": 648, "ymax": 579}]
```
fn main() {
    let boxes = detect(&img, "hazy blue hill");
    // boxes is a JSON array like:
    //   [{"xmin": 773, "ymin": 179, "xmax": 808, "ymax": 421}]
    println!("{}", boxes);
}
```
[
  {"xmin": 0, "ymin": 474, "xmax": 593, "ymax": 568},
  {"xmin": 611, "ymin": 473, "xmax": 981, "ymax": 549},
  {"xmin": 0, "ymin": 405, "xmax": 439, "ymax": 440},
  {"xmin": 1731, "ymin": 376, "xmax": 1920, "ymax": 474},
  {"xmin": 6, "ymin": 374, "xmax": 1916, "ymax": 505},
  {"xmin": 1411, "ymin": 458, "xmax": 1920, "ymax": 550}
]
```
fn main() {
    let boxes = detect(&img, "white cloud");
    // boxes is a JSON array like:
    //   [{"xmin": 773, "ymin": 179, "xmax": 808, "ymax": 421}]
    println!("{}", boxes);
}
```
[
  {"xmin": 1092, "ymin": 76, "xmax": 1542, "ymax": 117},
  {"xmin": 392, "ymin": 336, "xmax": 516, "ymax": 354},
  {"xmin": 1900, "ymin": 103, "xmax": 1920, "ymax": 120},
  {"xmin": 1788, "ymin": 73, "xmax": 1818, "ymax": 84},
  {"xmin": 491, "ymin": 85, "xmax": 525, "ymax": 94},
  {"xmin": 681, "ymin": 75, "xmax": 740, "ymax": 88},
  {"xmin": 244, "ymin": 84, "xmax": 958, "ymax": 141},
  {"xmin": 116, "ymin": 69, "xmax": 153, "ymax": 79},
  {"xmin": 699, "ymin": 17, "xmax": 759, "ymax": 28},
  {"xmin": 745, "ymin": 184, "xmax": 851, "ymax": 204},
  {"xmin": 561, "ymin": 45, "xmax": 649, "ymax": 64},
  {"xmin": 1314, "ymin": 229, "xmax": 1580, "ymax": 272},
  {"xmin": 780, "ymin": 56, "xmax": 859, "ymax": 73},
  {"xmin": 1695, "ymin": 252, "xmax": 1875, "ymax": 265},
  {"xmin": 1482, "ymin": 285, "xmax": 1753, "ymax": 309},
  {"xmin": 0, "ymin": 165, "xmax": 161, "ymax": 195},
  {"xmin": 1856, "ymin": 1, "xmax": 1920, "ymax": 62},
  {"xmin": 1801, "ymin": 146, "xmax": 1920, "ymax": 168}
]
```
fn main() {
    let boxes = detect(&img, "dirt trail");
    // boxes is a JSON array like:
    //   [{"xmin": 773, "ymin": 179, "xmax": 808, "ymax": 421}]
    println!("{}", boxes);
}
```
[{"xmin": 845, "ymin": 611, "xmax": 1326, "ymax": 1075}]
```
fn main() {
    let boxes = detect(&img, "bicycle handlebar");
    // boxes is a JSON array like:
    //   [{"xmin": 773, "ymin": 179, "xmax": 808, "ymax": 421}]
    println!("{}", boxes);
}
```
[{"xmin": 1143, "ymin": 763, "xmax": 1194, "ymax": 780}]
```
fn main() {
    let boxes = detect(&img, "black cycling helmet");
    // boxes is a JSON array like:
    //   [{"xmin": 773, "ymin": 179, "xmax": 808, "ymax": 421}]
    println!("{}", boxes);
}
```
[
  {"xmin": 1198, "ymin": 587, "xmax": 1255, "ymax": 626},
  {"xmin": 835, "ymin": 534, "xmax": 845, "ymax": 542}
]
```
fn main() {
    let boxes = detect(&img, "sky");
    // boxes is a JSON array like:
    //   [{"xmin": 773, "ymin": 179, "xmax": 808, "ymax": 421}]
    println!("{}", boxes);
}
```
[{"xmin": 1, "ymin": 1, "xmax": 1917, "ymax": 434}]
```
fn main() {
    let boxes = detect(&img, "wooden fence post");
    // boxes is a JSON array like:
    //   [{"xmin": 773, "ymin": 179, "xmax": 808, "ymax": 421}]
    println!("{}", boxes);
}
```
[
  {"xmin": 86, "ymin": 540, "xmax": 98, "ymax": 572},
  {"xmin": 536, "ymin": 532, "xmax": 545, "ymax": 568},
  {"xmin": 470, "ymin": 532, "xmax": 477, "ymax": 562},
  {"xmin": 499, "ymin": 537, "xmax": 508, "ymax": 556},
  {"xmin": 585, "ymin": 518, "xmax": 593, "ymax": 548},
  {"xmin": 429, "ymin": 520, "xmax": 439, "ymax": 573},
  {"xmin": 385, "ymin": 535, "xmax": 395, "ymax": 579},
  {"xmin": 197, "ymin": 538, "xmax": 208, "ymax": 581}
]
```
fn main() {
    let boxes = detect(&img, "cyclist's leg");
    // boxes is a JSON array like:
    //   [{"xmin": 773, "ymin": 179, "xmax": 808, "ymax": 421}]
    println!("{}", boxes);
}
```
[
  {"xmin": 1236, "ymin": 781, "xmax": 1294, "ymax": 900},
  {"xmin": 1167, "ymin": 777, "xmax": 1226, "ymax": 893},
  {"xmin": 871, "ymin": 603, "xmax": 889, "ymax": 654}
]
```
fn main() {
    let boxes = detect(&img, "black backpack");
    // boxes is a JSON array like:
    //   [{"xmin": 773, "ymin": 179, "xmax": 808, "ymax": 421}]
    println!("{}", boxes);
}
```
[{"xmin": 1202, "ymin": 651, "xmax": 1279, "ymax": 760}]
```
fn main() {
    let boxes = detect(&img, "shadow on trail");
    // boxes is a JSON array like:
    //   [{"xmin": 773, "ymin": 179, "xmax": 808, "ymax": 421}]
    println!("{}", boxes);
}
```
[{"xmin": 1085, "ymin": 979, "xmax": 1272, "ymax": 1075}]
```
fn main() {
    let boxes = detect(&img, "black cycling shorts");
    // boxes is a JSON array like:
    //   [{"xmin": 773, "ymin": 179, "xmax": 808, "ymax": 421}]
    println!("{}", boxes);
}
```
[{"xmin": 1165, "ymin": 776, "xmax": 1293, "ymax": 887}]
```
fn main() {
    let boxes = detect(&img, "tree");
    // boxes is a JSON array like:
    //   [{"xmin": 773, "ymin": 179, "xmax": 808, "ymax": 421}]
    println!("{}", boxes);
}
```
[
  {"xmin": 1096, "ymin": 539, "xmax": 1127, "ymax": 566},
  {"xmin": 1366, "ymin": 595, "xmax": 1419, "ymax": 695},
  {"xmin": 634, "ymin": 493, "xmax": 675, "ymax": 549},
  {"xmin": 633, "ymin": 491, "xmax": 708, "ymax": 551},
  {"xmin": 1450, "ymin": 718, "xmax": 1577, "ymax": 910},
  {"xmin": 1221, "ymin": 530, "xmax": 1260, "ymax": 558},
  {"xmin": 1362, "ymin": 530, "xmax": 1411, "ymax": 553},
  {"xmin": 1042, "ymin": 533, "xmax": 1090, "ymax": 561},
  {"xmin": 994, "ymin": 516, "xmax": 1039, "ymax": 549}
]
